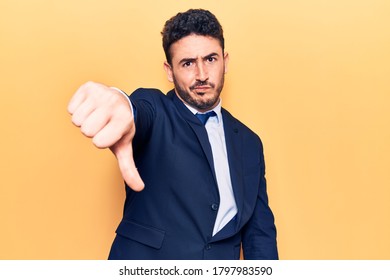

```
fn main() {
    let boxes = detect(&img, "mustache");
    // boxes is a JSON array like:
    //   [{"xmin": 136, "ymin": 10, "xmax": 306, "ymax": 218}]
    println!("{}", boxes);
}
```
[{"xmin": 189, "ymin": 81, "xmax": 215, "ymax": 90}]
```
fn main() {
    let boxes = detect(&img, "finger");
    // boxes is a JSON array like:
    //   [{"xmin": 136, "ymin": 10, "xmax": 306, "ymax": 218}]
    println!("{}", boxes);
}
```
[
  {"xmin": 92, "ymin": 117, "xmax": 128, "ymax": 149},
  {"xmin": 79, "ymin": 106, "xmax": 110, "ymax": 138},
  {"xmin": 71, "ymin": 98, "xmax": 97, "ymax": 127},
  {"xmin": 68, "ymin": 84, "xmax": 89, "ymax": 114},
  {"xmin": 113, "ymin": 139, "xmax": 145, "ymax": 192}
]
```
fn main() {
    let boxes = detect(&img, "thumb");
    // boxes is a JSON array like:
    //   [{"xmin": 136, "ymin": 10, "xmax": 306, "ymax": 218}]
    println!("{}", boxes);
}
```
[{"xmin": 112, "ymin": 137, "xmax": 144, "ymax": 192}]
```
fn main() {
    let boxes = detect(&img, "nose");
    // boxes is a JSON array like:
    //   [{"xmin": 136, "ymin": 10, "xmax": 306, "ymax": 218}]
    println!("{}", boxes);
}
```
[{"xmin": 196, "ymin": 62, "xmax": 208, "ymax": 82}]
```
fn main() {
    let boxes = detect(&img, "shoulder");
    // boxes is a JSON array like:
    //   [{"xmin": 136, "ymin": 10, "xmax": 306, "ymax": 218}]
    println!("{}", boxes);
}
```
[
  {"xmin": 129, "ymin": 88, "xmax": 176, "ymax": 112},
  {"xmin": 129, "ymin": 88, "xmax": 177, "ymax": 108},
  {"xmin": 130, "ymin": 88, "xmax": 166, "ymax": 101},
  {"xmin": 222, "ymin": 107, "xmax": 262, "ymax": 145}
]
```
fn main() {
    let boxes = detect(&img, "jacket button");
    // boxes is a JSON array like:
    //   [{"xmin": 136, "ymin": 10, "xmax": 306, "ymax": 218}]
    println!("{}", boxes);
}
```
[
  {"xmin": 205, "ymin": 244, "xmax": 212, "ymax": 250},
  {"xmin": 211, "ymin": 203, "xmax": 218, "ymax": 211}
]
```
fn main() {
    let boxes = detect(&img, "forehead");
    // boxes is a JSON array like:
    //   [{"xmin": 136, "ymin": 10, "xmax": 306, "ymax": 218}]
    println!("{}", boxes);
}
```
[{"xmin": 169, "ymin": 34, "xmax": 223, "ymax": 62}]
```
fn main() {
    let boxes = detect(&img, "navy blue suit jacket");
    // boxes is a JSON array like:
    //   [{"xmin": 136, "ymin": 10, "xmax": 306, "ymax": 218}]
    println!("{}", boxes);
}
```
[{"xmin": 108, "ymin": 88, "xmax": 278, "ymax": 260}]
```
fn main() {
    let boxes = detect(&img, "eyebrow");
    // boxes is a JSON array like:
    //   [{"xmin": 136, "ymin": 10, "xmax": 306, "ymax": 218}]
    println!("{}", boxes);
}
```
[{"xmin": 178, "ymin": 52, "xmax": 220, "ymax": 65}]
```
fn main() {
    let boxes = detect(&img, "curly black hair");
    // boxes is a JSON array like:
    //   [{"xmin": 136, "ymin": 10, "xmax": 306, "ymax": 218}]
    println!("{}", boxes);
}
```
[{"xmin": 161, "ymin": 9, "xmax": 224, "ymax": 64}]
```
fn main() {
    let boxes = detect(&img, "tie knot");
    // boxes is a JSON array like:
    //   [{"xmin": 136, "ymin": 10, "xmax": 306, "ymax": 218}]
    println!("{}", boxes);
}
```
[{"xmin": 196, "ymin": 111, "xmax": 216, "ymax": 125}]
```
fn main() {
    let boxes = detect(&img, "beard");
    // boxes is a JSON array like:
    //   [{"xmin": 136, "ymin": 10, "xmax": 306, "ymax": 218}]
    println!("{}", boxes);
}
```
[{"xmin": 173, "ymin": 74, "xmax": 225, "ymax": 111}]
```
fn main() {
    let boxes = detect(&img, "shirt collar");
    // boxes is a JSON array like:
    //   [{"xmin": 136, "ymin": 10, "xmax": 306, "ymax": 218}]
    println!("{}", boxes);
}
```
[{"xmin": 183, "ymin": 99, "xmax": 222, "ymax": 123}]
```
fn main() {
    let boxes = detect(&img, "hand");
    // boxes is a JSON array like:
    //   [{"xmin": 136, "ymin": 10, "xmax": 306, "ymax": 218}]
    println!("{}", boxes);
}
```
[{"xmin": 67, "ymin": 81, "xmax": 144, "ymax": 191}]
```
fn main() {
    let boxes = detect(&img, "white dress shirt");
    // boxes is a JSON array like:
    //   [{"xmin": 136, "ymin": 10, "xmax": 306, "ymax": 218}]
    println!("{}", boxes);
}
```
[{"xmin": 184, "ymin": 100, "xmax": 238, "ymax": 236}]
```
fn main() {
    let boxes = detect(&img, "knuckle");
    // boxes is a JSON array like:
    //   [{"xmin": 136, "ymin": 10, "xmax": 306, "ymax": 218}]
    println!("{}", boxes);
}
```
[
  {"xmin": 82, "ymin": 81, "xmax": 105, "ymax": 99},
  {"xmin": 107, "ymin": 91, "xmax": 121, "ymax": 105},
  {"xmin": 84, "ymin": 80, "xmax": 96, "ymax": 88}
]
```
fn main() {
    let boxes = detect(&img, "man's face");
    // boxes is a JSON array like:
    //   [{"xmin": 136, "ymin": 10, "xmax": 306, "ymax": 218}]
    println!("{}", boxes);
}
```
[{"xmin": 164, "ymin": 34, "xmax": 229, "ymax": 112}]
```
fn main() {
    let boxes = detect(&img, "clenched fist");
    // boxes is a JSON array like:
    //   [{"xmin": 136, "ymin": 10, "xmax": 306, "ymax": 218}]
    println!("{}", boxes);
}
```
[{"xmin": 68, "ymin": 81, "xmax": 144, "ymax": 191}]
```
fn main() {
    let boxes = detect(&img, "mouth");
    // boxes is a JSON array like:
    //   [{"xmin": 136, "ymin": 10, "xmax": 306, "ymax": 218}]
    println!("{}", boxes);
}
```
[
  {"xmin": 190, "ymin": 81, "xmax": 214, "ymax": 92},
  {"xmin": 192, "ymin": 87, "xmax": 211, "ymax": 96},
  {"xmin": 193, "ymin": 86, "xmax": 211, "ymax": 91}
]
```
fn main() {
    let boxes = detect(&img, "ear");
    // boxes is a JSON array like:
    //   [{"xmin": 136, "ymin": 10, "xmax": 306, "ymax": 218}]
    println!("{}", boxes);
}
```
[
  {"xmin": 223, "ymin": 52, "xmax": 229, "ymax": 74},
  {"xmin": 163, "ymin": 61, "xmax": 174, "ymax": 83}
]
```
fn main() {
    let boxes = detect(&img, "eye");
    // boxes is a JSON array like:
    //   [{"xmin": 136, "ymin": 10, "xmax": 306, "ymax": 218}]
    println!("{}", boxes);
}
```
[
  {"xmin": 207, "ymin": 56, "xmax": 216, "ymax": 63},
  {"xmin": 183, "ymin": 61, "xmax": 193, "ymax": 67}
]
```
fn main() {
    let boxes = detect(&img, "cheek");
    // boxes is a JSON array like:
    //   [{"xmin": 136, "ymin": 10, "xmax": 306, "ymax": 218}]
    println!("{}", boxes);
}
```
[
  {"xmin": 210, "ymin": 65, "xmax": 224, "ymax": 78},
  {"xmin": 176, "ymin": 73, "xmax": 194, "ymax": 87}
]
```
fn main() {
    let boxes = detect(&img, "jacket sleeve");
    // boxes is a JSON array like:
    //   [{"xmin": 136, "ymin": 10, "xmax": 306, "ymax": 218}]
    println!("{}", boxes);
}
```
[
  {"xmin": 241, "ymin": 140, "xmax": 279, "ymax": 260},
  {"xmin": 129, "ymin": 88, "xmax": 163, "ymax": 150}
]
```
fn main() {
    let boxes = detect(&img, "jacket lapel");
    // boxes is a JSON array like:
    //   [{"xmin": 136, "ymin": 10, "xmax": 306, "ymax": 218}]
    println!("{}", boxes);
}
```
[
  {"xmin": 169, "ymin": 90, "xmax": 217, "ymax": 183},
  {"xmin": 170, "ymin": 90, "xmax": 245, "ymax": 232},
  {"xmin": 221, "ymin": 109, "xmax": 244, "ymax": 231}
]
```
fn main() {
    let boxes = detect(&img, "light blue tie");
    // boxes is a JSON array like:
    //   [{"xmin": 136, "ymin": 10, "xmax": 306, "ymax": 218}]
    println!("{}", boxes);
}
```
[{"xmin": 195, "ymin": 111, "xmax": 216, "ymax": 125}]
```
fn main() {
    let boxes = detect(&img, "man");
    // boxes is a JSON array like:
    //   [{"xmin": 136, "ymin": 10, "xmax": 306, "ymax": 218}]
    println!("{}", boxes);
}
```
[{"xmin": 68, "ymin": 9, "xmax": 278, "ymax": 260}]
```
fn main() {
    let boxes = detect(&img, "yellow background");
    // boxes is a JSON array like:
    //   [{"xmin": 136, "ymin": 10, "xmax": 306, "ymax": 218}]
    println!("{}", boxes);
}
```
[{"xmin": 1, "ymin": 0, "xmax": 389, "ymax": 259}]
